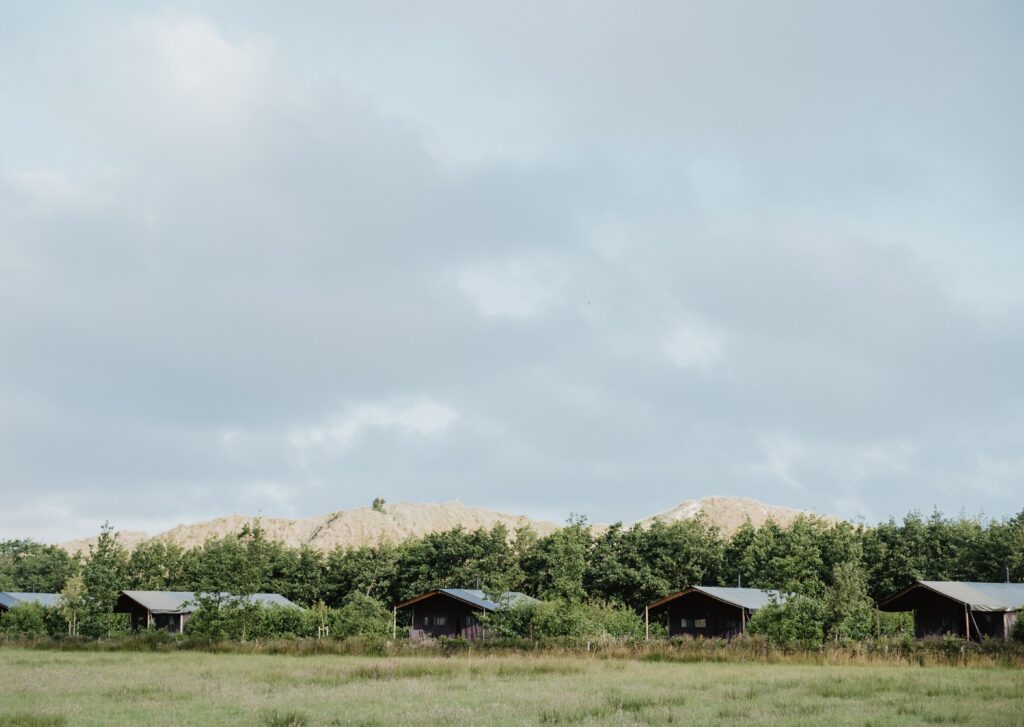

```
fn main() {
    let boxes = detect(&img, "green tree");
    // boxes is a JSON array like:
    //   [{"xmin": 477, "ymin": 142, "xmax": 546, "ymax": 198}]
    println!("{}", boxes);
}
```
[
  {"xmin": 522, "ymin": 515, "xmax": 592, "ymax": 602},
  {"xmin": 127, "ymin": 541, "xmax": 187, "ymax": 590},
  {"xmin": 323, "ymin": 543, "xmax": 398, "ymax": 606},
  {"xmin": 79, "ymin": 523, "xmax": 130, "ymax": 637},
  {"xmin": 824, "ymin": 559, "xmax": 875, "ymax": 641},
  {"xmin": 0, "ymin": 540, "xmax": 78, "ymax": 593}
]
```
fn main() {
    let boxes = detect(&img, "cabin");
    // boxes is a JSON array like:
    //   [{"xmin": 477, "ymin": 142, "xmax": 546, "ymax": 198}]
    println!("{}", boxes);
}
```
[
  {"xmin": 0, "ymin": 592, "xmax": 61, "ymax": 612},
  {"xmin": 879, "ymin": 581, "xmax": 1024, "ymax": 641},
  {"xmin": 646, "ymin": 586, "xmax": 783, "ymax": 639},
  {"xmin": 114, "ymin": 591, "xmax": 299, "ymax": 633},
  {"xmin": 397, "ymin": 588, "xmax": 536, "ymax": 641}
]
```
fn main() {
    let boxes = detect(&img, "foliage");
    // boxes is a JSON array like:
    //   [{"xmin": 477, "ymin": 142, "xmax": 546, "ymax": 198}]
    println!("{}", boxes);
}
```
[
  {"xmin": 484, "ymin": 599, "xmax": 643, "ymax": 640},
  {"xmin": 327, "ymin": 593, "xmax": 393, "ymax": 639},
  {"xmin": 0, "ymin": 603, "xmax": 48, "ymax": 637},
  {"xmin": 747, "ymin": 594, "xmax": 828, "ymax": 647},
  {"xmin": 1011, "ymin": 613, "xmax": 1024, "ymax": 643},
  {"xmin": 79, "ymin": 524, "xmax": 130, "ymax": 638},
  {"xmin": 0, "ymin": 541, "xmax": 78, "ymax": 593},
  {"xmin": 522, "ymin": 516, "xmax": 592, "ymax": 602},
  {"xmin": 371, "ymin": 498, "xmax": 386, "ymax": 513}
]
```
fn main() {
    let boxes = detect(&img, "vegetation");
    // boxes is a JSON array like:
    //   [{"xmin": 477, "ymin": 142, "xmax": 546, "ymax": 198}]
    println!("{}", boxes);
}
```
[
  {"xmin": 0, "ymin": 649, "xmax": 1022, "ymax": 726},
  {"xmin": 2, "ymin": 507, "xmax": 1023, "ymax": 645}
]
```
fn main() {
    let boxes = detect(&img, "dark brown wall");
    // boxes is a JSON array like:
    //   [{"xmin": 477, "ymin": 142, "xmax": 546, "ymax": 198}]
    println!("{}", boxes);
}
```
[
  {"xmin": 654, "ymin": 593, "xmax": 745, "ymax": 639},
  {"xmin": 407, "ymin": 595, "xmax": 485, "ymax": 641}
]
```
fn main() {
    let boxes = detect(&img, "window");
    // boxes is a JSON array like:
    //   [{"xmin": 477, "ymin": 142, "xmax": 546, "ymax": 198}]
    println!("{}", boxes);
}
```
[
  {"xmin": 435, "ymin": 616, "xmax": 447, "ymax": 626},
  {"xmin": 694, "ymin": 618, "xmax": 707, "ymax": 628},
  {"xmin": 423, "ymin": 616, "xmax": 432, "ymax": 627},
  {"xmin": 463, "ymin": 615, "xmax": 476, "ymax": 627},
  {"xmin": 680, "ymin": 618, "xmax": 690, "ymax": 628}
]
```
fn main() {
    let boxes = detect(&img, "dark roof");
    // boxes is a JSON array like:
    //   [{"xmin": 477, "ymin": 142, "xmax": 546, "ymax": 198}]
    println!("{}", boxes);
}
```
[
  {"xmin": 397, "ymin": 588, "xmax": 537, "ymax": 611},
  {"xmin": 647, "ymin": 586, "xmax": 784, "ymax": 612},
  {"xmin": 0, "ymin": 592, "xmax": 62, "ymax": 609},
  {"xmin": 117, "ymin": 591, "xmax": 299, "ymax": 614},
  {"xmin": 880, "ymin": 581, "xmax": 1024, "ymax": 613}
]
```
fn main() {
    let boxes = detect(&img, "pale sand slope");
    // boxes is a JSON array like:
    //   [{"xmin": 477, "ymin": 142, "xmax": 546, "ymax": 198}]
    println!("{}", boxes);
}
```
[
  {"xmin": 57, "ymin": 497, "xmax": 840, "ymax": 555},
  {"xmin": 637, "ymin": 496, "xmax": 840, "ymax": 534}
]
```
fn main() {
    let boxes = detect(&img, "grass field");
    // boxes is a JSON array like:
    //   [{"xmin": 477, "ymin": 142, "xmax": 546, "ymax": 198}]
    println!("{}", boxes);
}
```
[{"xmin": 1, "ymin": 649, "xmax": 1022, "ymax": 726}]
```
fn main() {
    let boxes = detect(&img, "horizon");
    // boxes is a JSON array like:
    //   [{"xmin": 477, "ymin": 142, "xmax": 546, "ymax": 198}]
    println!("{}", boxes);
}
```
[{"xmin": 3, "ymin": 2, "xmax": 1024, "ymax": 543}]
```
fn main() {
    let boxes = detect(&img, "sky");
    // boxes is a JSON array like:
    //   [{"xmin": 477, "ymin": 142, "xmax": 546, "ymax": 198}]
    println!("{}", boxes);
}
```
[{"xmin": 2, "ymin": 1, "xmax": 1023, "ymax": 542}]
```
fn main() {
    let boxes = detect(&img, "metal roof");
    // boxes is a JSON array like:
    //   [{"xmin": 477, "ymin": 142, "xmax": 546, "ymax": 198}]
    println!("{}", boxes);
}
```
[
  {"xmin": 648, "ymin": 586, "xmax": 784, "ymax": 611},
  {"xmin": 883, "ymin": 581, "xmax": 1024, "ymax": 612},
  {"xmin": 118, "ymin": 591, "xmax": 299, "ymax": 614},
  {"xmin": 0, "ymin": 592, "xmax": 62, "ymax": 609},
  {"xmin": 397, "ymin": 589, "xmax": 538, "ymax": 611}
]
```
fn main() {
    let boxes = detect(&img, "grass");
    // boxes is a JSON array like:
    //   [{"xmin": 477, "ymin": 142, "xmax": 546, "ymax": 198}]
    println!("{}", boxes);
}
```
[{"xmin": 1, "ymin": 648, "xmax": 1022, "ymax": 726}]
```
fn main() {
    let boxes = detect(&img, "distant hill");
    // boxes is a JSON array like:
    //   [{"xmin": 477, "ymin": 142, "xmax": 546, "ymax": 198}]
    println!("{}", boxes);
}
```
[
  {"xmin": 57, "ymin": 497, "xmax": 839, "ymax": 554},
  {"xmin": 637, "ymin": 496, "xmax": 839, "ymax": 534}
]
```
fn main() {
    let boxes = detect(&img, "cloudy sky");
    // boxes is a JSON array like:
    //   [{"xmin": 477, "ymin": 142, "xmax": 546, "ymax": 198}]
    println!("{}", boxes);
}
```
[{"xmin": 2, "ymin": 2, "xmax": 1023, "ymax": 542}]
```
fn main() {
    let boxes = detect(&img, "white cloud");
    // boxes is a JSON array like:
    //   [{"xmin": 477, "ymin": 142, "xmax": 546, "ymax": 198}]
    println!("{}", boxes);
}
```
[
  {"xmin": 9, "ymin": 168, "xmax": 105, "ymax": 211},
  {"xmin": 123, "ymin": 14, "xmax": 292, "ymax": 135},
  {"xmin": 662, "ymin": 318, "xmax": 725, "ymax": 371},
  {"xmin": 748, "ymin": 432, "xmax": 806, "ymax": 490},
  {"xmin": 457, "ymin": 260, "xmax": 558, "ymax": 318},
  {"xmin": 289, "ymin": 399, "xmax": 458, "ymax": 453}
]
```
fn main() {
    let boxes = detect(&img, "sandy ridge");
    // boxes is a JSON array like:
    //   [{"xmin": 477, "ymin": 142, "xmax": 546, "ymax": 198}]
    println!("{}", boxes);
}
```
[{"xmin": 57, "ymin": 497, "xmax": 839, "ymax": 555}]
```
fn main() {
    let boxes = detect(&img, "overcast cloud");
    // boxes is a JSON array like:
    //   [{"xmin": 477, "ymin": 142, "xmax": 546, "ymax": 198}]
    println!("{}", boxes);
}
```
[{"xmin": 2, "ymin": 1, "xmax": 1023, "ymax": 542}]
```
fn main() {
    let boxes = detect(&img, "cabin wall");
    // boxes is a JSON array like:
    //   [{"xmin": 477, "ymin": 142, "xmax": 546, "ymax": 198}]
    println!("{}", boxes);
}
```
[
  {"xmin": 658, "ymin": 594, "xmax": 745, "ymax": 639},
  {"xmin": 408, "ymin": 598, "xmax": 485, "ymax": 641}
]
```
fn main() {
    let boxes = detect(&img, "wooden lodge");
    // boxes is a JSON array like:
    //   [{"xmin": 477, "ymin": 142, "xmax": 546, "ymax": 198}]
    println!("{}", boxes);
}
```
[
  {"xmin": 879, "ymin": 581, "xmax": 1024, "ymax": 641},
  {"xmin": 0, "ymin": 592, "xmax": 61, "ymax": 612},
  {"xmin": 397, "ymin": 588, "xmax": 536, "ymax": 641},
  {"xmin": 645, "ymin": 586, "xmax": 783, "ymax": 639},
  {"xmin": 114, "ymin": 590, "xmax": 299, "ymax": 633}
]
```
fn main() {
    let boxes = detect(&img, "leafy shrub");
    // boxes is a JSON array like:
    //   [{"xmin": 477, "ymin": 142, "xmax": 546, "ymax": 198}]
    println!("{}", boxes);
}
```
[
  {"xmin": 485, "ymin": 600, "xmax": 643, "ymax": 640},
  {"xmin": 0, "ymin": 603, "xmax": 48, "ymax": 637},
  {"xmin": 747, "ymin": 595, "xmax": 827, "ymax": 647},
  {"xmin": 1011, "ymin": 612, "xmax": 1024, "ymax": 643},
  {"xmin": 327, "ymin": 593, "xmax": 392, "ymax": 638}
]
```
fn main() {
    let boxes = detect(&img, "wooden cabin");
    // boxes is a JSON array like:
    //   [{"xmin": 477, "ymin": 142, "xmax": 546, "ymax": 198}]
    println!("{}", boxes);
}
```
[
  {"xmin": 879, "ymin": 581, "xmax": 1024, "ymax": 641},
  {"xmin": 397, "ymin": 588, "xmax": 536, "ymax": 641},
  {"xmin": 646, "ymin": 586, "xmax": 783, "ymax": 639},
  {"xmin": 0, "ymin": 592, "xmax": 61, "ymax": 612},
  {"xmin": 114, "ymin": 590, "xmax": 299, "ymax": 633}
]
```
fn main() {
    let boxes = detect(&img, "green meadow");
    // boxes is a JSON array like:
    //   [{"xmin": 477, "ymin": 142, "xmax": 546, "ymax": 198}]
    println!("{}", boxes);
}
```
[{"xmin": 1, "ymin": 649, "xmax": 1023, "ymax": 727}]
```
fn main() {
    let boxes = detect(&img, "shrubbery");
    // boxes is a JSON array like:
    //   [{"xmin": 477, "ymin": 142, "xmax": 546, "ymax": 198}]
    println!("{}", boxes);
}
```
[
  {"xmin": 483, "ymin": 599, "xmax": 643, "ymax": 640},
  {"xmin": 0, "ymin": 603, "xmax": 81, "ymax": 638},
  {"xmin": 183, "ymin": 594, "xmax": 393, "ymax": 641},
  {"xmin": 1011, "ymin": 613, "xmax": 1024, "ymax": 643},
  {"xmin": 0, "ymin": 603, "xmax": 49, "ymax": 637}
]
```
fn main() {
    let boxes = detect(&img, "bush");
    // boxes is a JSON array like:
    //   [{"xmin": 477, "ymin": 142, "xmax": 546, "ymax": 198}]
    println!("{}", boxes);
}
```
[
  {"xmin": 1011, "ymin": 612, "xmax": 1024, "ymax": 643},
  {"xmin": 747, "ymin": 595, "xmax": 827, "ymax": 647},
  {"xmin": 1, "ymin": 603, "xmax": 48, "ymax": 637},
  {"xmin": 184, "ymin": 594, "xmax": 392, "ymax": 641},
  {"xmin": 484, "ymin": 600, "xmax": 643, "ymax": 640},
  {"xmin": 327, "ymin": 593, "xmax": 392, "ymax": 639}
]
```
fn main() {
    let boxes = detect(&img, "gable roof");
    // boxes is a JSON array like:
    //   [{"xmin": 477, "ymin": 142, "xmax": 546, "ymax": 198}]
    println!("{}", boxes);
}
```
[
  {"xmin": 881, "ymin": 581, "xmax": 1024, "ymax": 613},
  {"xmin": 118, "ymin": 591, "xmax": 299, "ymax": 614},
  {"xmin": 0, "ymin": 592, "xmax": 61, "ymax": 610},
  {"xmin": 396, "ymin": 588, "xmax": 537, "ymax": 611},
  {"xmin": 647, "ymin": 586, "xmax": 784, "ymax": 612}
]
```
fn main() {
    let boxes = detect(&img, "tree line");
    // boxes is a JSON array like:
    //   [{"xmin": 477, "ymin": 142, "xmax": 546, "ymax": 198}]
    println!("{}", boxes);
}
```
[{"xmin": 2, "ymin": 508, "xmax": 1023, "ymax": 643}]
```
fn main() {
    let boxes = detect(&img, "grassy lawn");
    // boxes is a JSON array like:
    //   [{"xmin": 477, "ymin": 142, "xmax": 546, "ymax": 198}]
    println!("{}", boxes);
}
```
[{"xmin": 1, "ymin": 649, "xmax": 1022, "ymax": 726}]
